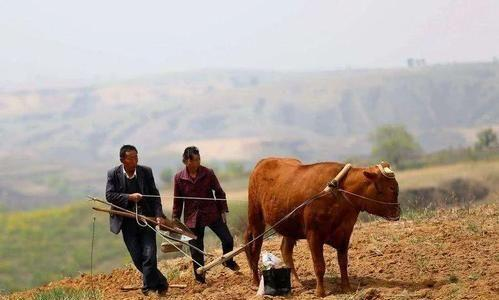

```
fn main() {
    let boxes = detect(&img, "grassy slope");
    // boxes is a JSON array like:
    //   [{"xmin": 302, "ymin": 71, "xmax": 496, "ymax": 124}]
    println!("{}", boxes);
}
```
[
  {"xmin": 0, "ymin": 203, "xmax": 128, "ymax": 293},
  {"xmin": 396, "ymin": 158, "xmax": 499, "ymax": 191}
]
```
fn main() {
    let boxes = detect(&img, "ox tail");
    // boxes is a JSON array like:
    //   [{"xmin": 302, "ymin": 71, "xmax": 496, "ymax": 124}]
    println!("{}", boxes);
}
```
[
  {"xmin": 245, "ymin": 183, "xmax": 265, "ymax": 284},
  {"xmin": 244, "ymin": 226, "xmax": 258, "ymax": 284}
]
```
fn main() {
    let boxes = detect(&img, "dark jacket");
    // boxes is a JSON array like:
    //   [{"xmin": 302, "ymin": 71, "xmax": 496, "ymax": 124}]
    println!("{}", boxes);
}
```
[
  {"xmin": 106, "ymin": 164, "xmax": 165, "ymax": 234},
  {"xmin": 172, "ymin": 166, "xmax": 228, "ymax": 228}
]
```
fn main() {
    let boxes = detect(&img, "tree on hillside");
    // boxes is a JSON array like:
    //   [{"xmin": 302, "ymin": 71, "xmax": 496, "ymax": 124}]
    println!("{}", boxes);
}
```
[
  {"xmin": 475, "ymin": 128, "xmax": 498, "ymax": 150},
  {"xmin": 370, "ymin": 124, "xmax": 422, "ymax": 168},
  {"xmin": 218, "ymin": 161, "xmax": 247, "ymax": 180}
]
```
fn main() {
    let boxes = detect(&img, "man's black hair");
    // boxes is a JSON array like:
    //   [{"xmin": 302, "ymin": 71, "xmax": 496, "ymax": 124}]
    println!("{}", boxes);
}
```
[
  {"xmin": 120, "ymin": 144, "xmax": 138, "ymax": 159},
  {"xmin": 183, "ymin": 146, "xmax": 200, "ymax": 163}
]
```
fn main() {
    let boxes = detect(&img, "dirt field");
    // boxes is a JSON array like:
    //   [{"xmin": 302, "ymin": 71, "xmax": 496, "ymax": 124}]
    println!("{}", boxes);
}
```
[{"xmin": 6, "ymin": 201, "xmax": 498, "ymax": 300}]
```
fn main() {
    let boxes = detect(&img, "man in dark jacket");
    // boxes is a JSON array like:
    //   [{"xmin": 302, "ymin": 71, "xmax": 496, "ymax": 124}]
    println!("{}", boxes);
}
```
[{"xmin": 106, "ymin": 144, "xmax": 168, "ymax": 296}]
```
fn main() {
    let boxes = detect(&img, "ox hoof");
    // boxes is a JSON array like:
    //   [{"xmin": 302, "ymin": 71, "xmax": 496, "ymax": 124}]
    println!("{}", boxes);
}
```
[
  {"xmin": 293, "ymin": 280, "xmax": 304, "ymax": 289},
  {"xmin": 340, "ymin": 283, "xmax": 352, "ymax": 293},
  {"xmin": 315, "ymin": 288, "xmax": 326, "ymax": 297}
]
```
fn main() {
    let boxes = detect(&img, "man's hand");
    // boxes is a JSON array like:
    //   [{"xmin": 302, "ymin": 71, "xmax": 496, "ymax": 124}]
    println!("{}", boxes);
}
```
[
  {"xmin": 156, "ymin": 217, "xmax": 167, "ymax": 228},
  {"xmin": 128, "ymin": 193, "xmax": 143, "ymax": 203},
  {"xmin": 221, "ymin": 212, "xmax": 227, "ymax": 224}
]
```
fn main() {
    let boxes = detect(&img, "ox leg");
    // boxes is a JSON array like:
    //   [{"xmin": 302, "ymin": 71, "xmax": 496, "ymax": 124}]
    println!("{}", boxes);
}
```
[
  {"xmin": 307, "ymin": 234, "xmax": 326, "ymax": 297},
  {"xmin": 337, "ymin": 246, "xmax": 351, "ymax": 292},
  {"xmin": 280, "ymin": 237, "xmax": 302, "ymax": 288}
]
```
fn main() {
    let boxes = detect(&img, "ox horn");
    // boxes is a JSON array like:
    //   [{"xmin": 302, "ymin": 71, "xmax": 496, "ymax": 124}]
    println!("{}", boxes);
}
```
[{"xmin": 377, "ymin": 163, "xmax": 395, "ymax": 179}]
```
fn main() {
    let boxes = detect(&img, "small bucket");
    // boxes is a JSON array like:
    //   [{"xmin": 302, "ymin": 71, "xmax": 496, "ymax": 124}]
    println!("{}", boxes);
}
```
[{"xmin": 262, "ymin": 267, "xmax": 291, "ymax": 296}]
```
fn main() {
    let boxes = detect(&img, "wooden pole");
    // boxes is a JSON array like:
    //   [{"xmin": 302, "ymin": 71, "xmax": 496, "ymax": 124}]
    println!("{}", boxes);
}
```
[
  {"xmin": 121, "ymin": 284, "xmax": 187, "ymax": 290},
  {"xmin": 195, "ymin": 245, "xmax": 246, "ymax": 274}
]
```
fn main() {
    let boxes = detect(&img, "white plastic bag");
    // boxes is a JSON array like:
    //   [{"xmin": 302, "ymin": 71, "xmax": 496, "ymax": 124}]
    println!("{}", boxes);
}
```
[
  {"xmin": 261, "ymin": 251, "xmax": 282, "ymax": 270},
  {"xmin": 256, "ymin": 275, "xmax": 264, "ymax": 295}
]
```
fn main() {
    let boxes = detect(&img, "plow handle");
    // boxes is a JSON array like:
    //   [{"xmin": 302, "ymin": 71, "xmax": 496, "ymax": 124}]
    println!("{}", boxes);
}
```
[{"xmin": 196, "ymin": 245, "xmax": 246, "ymax": 274}]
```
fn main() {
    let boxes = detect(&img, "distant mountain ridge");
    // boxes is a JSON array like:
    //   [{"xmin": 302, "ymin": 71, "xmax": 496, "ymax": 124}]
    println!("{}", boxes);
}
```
[{"xmin": 1, "ymin": 62, "xmax": 499, "ymax": 209}]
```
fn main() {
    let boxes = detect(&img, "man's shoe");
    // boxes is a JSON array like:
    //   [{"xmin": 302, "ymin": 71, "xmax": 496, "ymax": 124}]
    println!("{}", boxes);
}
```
[
  {"xmin": 195, "ymin": 274, "xmax": 206, "ymax": 284},
  {"xmin": 222, "ymin": 260, "xmax": 240, "ymax": 271},
  {"xmin": 141, "ymin": 288, "xmax": 150, "ymax": 296},
  {"xmin": 157, "ymin": 285, "xmax": 168, "ymax": 297}
]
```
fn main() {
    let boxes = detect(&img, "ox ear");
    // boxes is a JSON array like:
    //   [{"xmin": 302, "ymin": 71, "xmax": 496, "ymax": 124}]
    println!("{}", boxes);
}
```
[{"xmin": 363, "ymin": 170, "xmax": 378, "ymax": 181}]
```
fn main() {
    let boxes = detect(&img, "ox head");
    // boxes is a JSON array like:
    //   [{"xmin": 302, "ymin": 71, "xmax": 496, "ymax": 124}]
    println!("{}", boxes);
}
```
[{"xmin": 361, "ymin": 162, "xmax": 400, "ymax": 221}]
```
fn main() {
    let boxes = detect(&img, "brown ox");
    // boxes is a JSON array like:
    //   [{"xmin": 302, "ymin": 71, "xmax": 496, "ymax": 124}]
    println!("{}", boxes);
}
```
[{"xmin": 244, "ymin": 158, "xmax": 400, "ymax": 297}]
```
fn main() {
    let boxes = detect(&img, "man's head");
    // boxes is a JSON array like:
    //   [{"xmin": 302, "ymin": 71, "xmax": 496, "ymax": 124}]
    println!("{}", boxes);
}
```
[
  {"xmin": 182, "ymin": 146, "xmax": 200, "ymax": 170},
  {"xmin": 120, "ymin": 145, "xmax": 138, "ymax": 172}
]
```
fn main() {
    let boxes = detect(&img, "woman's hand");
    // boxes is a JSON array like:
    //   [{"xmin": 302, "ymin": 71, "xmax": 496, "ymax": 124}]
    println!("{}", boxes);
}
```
[{"xmin": 221, "ymin": 212, "xmax": 227, "ymax": 224}]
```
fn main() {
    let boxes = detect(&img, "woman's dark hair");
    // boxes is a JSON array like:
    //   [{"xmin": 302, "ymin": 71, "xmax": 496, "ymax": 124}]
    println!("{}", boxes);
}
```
[
  {"xmin": 120, "ymin": 144, "xmax": 138, "ymax": 159},
  {"xmin": 183, "ymin": 146, "xmax": 200, "ymax": 163}
]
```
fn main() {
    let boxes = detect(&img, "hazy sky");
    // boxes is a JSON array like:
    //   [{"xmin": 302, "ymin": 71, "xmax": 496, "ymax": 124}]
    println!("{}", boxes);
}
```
[{"xmin": 1, "ymin": 0, "xmax": 499, "ymax": 87}]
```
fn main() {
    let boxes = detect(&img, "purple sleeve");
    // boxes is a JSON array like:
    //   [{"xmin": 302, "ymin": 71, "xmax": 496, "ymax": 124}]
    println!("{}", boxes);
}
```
[{"xmin": 172, "ymin": 175, "xmax": 184, "ymax": 219}]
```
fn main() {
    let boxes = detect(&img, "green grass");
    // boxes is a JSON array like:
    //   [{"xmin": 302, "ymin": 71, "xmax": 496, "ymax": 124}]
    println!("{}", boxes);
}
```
[
  {"xmin": 400, "ymin": 208, "xmax": 437, "ymax": 222},
  {"xmin": 31, "ymin": 287, "xmax": 101, "ymax": 300}
]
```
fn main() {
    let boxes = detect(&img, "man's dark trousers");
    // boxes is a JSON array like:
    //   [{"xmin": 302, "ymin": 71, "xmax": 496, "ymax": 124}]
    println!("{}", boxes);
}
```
[{"xmin": 122, "ymin": 218, "xmax": 167, "ymax": 292}]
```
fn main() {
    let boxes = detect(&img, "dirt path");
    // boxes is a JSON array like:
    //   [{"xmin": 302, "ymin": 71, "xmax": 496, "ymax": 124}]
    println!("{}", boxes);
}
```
[{"xmin": 6, "ymin": 203, "xmax": 498, "ymax": 300}]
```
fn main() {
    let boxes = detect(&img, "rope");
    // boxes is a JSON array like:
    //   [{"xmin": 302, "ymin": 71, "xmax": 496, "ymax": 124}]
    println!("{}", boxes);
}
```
[
  {"xmin": 143, "ymin": 222, "xmax": 204, "ymax": 268},
  {"xmin": 238, "ymin": 190, "xmax": 329, "ymax": 250},
  {"xmin": 142, "ymin": 195, "xmax": 227, "ymax": 201},
  {"xmin": 134, "ymin": 203, "xmax": 148, "ymax": 227},
  {"xmin": 338, "ymin": 188, "xmax": 400, "ymax": 206}
]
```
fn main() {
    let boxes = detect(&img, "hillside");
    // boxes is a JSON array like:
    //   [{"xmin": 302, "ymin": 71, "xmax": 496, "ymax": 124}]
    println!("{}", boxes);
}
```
[
  {"xmin": 2, "ymin": 62, "xmax": 499, "ymax": 209},
  {"xmin": 6, "ymin": 202, "xmax": 498, "ymax": 300}
]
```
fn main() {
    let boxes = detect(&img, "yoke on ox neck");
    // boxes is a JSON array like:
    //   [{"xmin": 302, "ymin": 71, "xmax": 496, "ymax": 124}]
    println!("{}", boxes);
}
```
[{"xmin": 323, "ymin": 163, "xmax": 352, "ymax": 192}]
